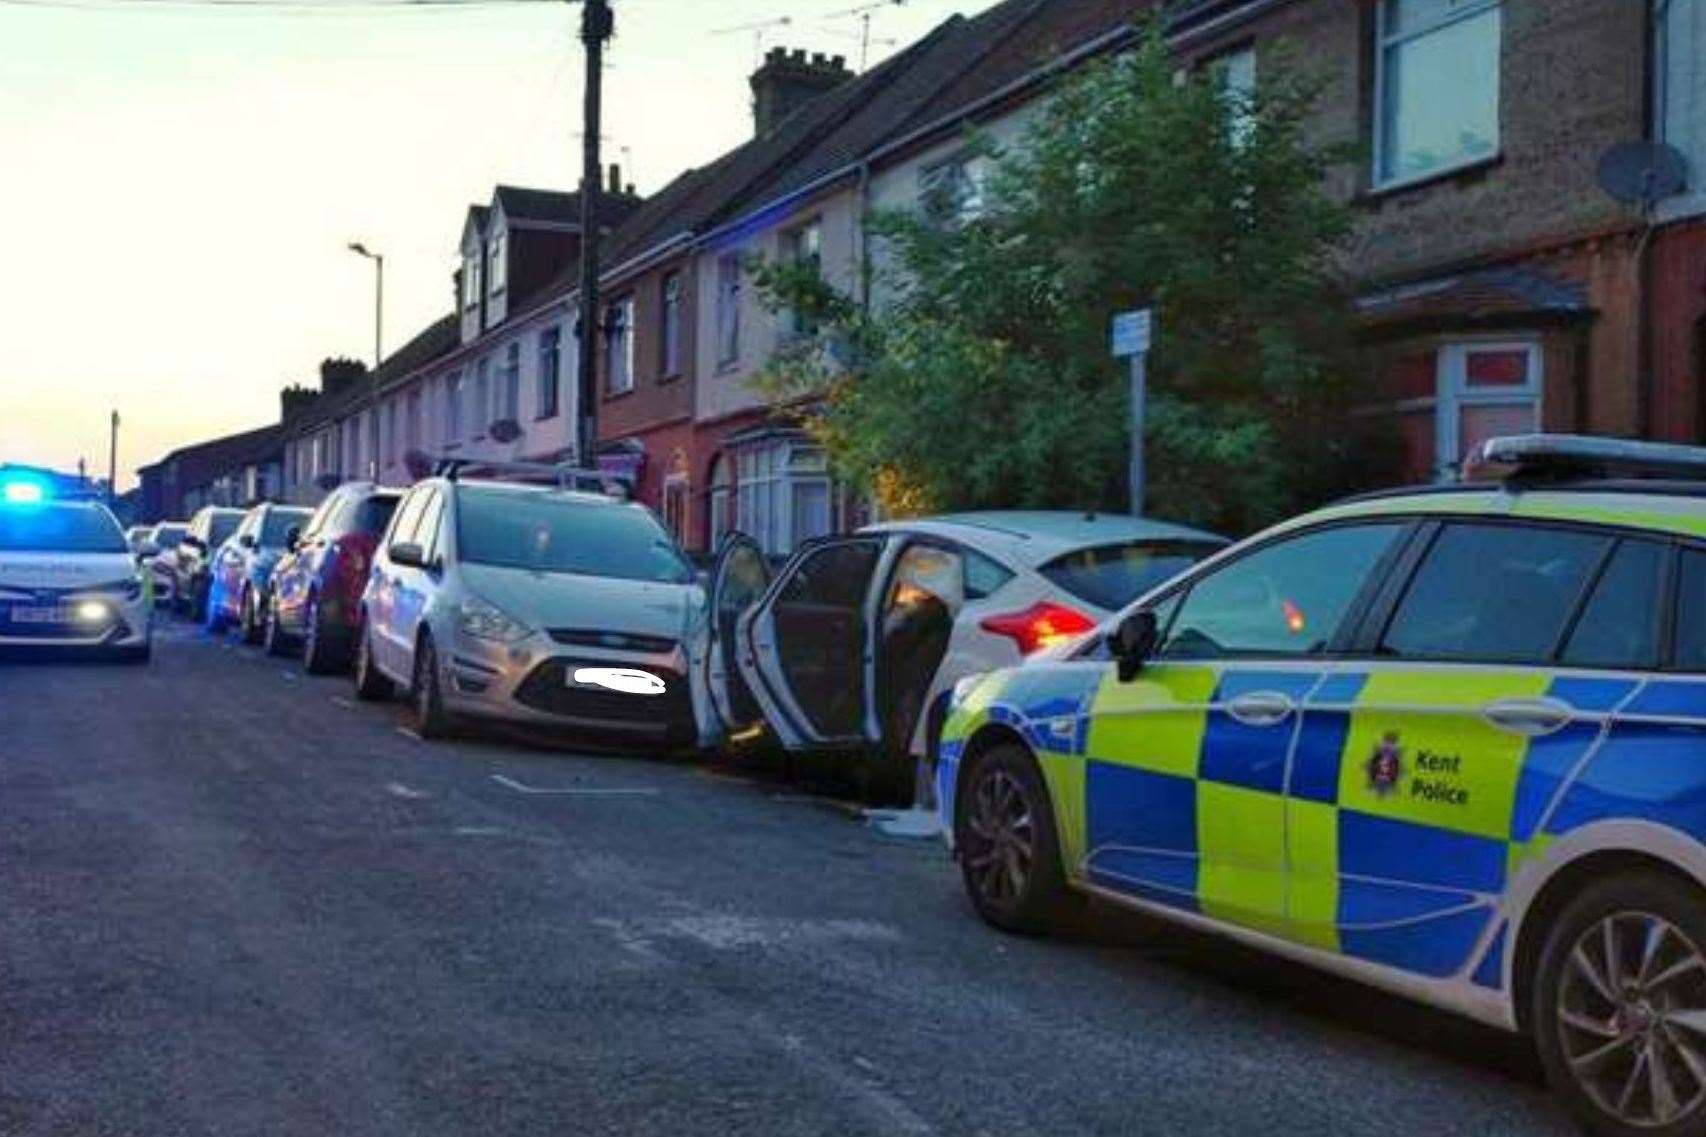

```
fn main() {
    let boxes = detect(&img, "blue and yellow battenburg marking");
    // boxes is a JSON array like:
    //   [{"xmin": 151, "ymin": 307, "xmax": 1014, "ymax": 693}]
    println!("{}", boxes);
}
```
[{"xmin": 942, "ymin": 658, "xmax": 1706, "ymax": 991}]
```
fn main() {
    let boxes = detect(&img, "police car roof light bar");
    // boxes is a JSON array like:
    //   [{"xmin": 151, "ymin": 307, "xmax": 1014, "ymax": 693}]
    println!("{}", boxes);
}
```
[{"xmin": 1473, "ymin": 434, "xmax": 1706, "ymax": 484}]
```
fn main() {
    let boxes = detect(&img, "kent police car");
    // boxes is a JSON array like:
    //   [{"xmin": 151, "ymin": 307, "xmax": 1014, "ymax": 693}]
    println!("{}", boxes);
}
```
[
  {"xmin": 937, "ymin": 436, "xmax": 1706, "ymax": 1136},
  {"xmin": 0, "ymin": 475, "xmax": 152, "ymax": 661}
]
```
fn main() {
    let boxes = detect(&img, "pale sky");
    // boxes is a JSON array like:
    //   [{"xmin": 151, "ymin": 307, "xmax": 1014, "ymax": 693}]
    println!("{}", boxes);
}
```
[{"xmin": 0, "ymin": 0, "xmax": 990, "ymax": 489}]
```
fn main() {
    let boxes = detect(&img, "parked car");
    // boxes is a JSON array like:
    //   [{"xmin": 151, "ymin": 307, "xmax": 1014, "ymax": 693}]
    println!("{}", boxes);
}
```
[
  {"xmin": 146, "ymin": 522, "xmax": 188, "ymax": 607},
  {"xmin": 932, "ymin": 434, "xmax": 1706, "ymax": 1137},
  {"xmin": 204, "ymin": 502, "xmax": 313, "ymax": 641},
  {"xmin": 165, "ymin": 506, "xmax": 243, "ymax": 621},
  {"xmin": 353, "ymin": 466, "xmax": 705, "ymax": 747},
  {"xmin": 0, "ymin": 475, "xmax": 151, "ymax": 662},
  {"xmin": 125, "ymin": 525, "xmax": 156, "ymax": 557},
  {"xmin": 705, "ymin": 512, "xmax": 1227, "ymax": 801},
  {"xmin": 265, "ymin": 482, "xmax": 400, "ymax": 671}
]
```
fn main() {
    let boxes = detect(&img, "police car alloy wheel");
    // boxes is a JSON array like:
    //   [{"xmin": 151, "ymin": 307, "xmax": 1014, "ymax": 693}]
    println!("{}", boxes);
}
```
[
  {"xmin": 1535, "ymin": 871, "xmax": 1706, "ymax": 1136},
  {"xmin": 955, "ymin": 743, "xmax": 1070, "ymax": 935}
]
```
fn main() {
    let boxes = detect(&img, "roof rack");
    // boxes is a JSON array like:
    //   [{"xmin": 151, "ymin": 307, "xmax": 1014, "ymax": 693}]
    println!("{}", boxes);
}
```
[
  {"xmin": 433, "ymin": 458, "xmax": 633, "ymax": 499},
  {"xmin": 1467, "ymin": 434, "xmax": 1706, "ymax": 484}
]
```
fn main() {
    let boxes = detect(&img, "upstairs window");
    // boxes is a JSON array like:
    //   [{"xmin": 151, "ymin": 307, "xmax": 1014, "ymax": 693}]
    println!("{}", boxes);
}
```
[
  {"xmin": 604, "ymin": 297, "xmax": 635, "ymax": 394},
  {"xmin": 781, "ymin": 221, "xmax": 823, "ymax": 338},
  {"xmin": 473, "ymin": 359, "xmax": 491, "ymax": 437},
  {"xmin": 445, "ymin": 371, "xmax": 463, "ymax": 443},
  {"xmin": 463, "ymin": 255, "xmax": 482, "ymax": 309},
  {"xmin": 921, "ymin": 152, "xmax": 987, "ymax": 227},
  {"xmin": 1209, "ymin": 46, "xmax": 1257, "ymax": 148},
  {"xmin": 661, "ymin": 273, "xmax": 683, "ymax": 378},
  {"xmin": 501, "ymin": 341, "xmax": 521, "ymax": 422},
  {"xmin": 716, "ymin": 253, "xmax": 743, "ymax": 366},
  {"xmin": 488, "ymin": 232, "xmax": 507, "ymax": 293},
  {"xmin": 1657, "ymin": 0, "xmax": 1706, "ymax": 214},
  {"xmin": 1374, "ymin": 0, "xmax": 1501, "ymax": 187},
  {"xmin": 537, "ymin": 326, "xmax": 561, "ymax": 419}
]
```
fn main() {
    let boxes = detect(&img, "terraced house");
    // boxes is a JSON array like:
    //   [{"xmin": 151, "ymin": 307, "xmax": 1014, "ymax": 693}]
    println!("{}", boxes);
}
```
[{"xmin": 270, "ymin": 0, "xmax": 1705, "ymax": 554}]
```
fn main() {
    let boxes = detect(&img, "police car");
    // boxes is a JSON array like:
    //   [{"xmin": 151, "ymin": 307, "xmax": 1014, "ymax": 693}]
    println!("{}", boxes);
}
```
[
  {"xmin": 937, "ymin": 436, "xmax": 1706, "ymax": 1136},
  {"xmin": 0, "ymin": 475, "xmax": 152, "ymax": 661}
]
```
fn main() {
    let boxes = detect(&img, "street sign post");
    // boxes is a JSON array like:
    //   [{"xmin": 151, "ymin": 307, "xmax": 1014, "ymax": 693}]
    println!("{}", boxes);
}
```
[{"xmin": 1111, "ymin": 308, "xmax": 1153, "ymax": 516}]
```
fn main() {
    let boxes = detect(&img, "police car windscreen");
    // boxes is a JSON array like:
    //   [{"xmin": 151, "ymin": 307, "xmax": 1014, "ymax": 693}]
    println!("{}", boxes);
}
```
[
  {"xmin": 457, "ymin": 487, "xmax": 694, "ymax": 585},
  {"xmin": 1040, "ymin": 540, "xmax": 1223, "ymax": 611},
  {"xmin": 0, "ymin": 504, "xmax": 128, "ymax": 554}
]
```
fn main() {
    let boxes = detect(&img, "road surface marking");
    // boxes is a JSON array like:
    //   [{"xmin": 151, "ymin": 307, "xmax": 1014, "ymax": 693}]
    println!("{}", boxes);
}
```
[
  {"xmin": 385, "ymin": 782, "xmax": 428, "ymax": 799},
  {"xmin": 491, "ymin": 774, "xmax": 659, "ymax": 797},
  {"xmin": 394, "ymin": 727, "xmax": 422, "ymax": 742},
  {"xmin": 279, "ymin": 670, "xmax": 297, "ymax": 681},
  {"xmin": 330, "ymin": 695, "xmax": 354, "ymax": 709}
]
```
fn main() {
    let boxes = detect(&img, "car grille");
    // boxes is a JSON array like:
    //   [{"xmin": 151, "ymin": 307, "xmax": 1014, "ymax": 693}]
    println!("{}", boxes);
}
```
[
  {"xmin": 546, "ymin": 628, "xmax": 679, "ymax": 655},
  {"xmin": 513, "ymin": 658, "xmax": 695, "ymax": 744}
]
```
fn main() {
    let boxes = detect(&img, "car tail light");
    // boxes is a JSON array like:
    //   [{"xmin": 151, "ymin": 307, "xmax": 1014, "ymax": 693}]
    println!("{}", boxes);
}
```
[{"xmin": 979, "ymin": 601, "xmax": 1097, "ymax": 656}]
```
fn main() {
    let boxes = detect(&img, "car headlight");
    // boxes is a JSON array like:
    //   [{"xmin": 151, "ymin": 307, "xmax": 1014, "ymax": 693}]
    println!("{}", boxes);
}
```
[{"xmin": 457, "ymin": 594, "xmax": 531, "ymax": 644}]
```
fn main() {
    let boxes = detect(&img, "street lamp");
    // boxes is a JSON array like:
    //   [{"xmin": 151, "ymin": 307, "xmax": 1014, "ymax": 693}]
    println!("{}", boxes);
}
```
[{"xmin": 347, "ymin": 242, "xmax": 383, "ymax": 370}]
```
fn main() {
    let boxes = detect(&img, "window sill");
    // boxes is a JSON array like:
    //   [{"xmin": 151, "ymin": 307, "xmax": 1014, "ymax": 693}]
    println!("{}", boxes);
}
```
[
  {"xmin": 605, "ymin": 387, "xmax": 635, "ymax": 402},
  {"xmin": 1361, "ymin": 152, "xmax": 1503, "ymax": 203},
  {"xmin": 533, "ymin": 411, "xmax": 559, "ymax": 422},
  {"xmin": 659, "ymin": 371, "xmax": 683, "ymax": 385},
  {"xmin": 715, "ymin": 360, "xmax": 742, "ymax": 376}
]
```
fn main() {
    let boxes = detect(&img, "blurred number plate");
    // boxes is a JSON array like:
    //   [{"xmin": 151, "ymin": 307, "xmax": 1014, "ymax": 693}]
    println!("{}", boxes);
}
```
[{"xmin": 9, "ymin": 605, "xmax": 73, "ymax": 623}]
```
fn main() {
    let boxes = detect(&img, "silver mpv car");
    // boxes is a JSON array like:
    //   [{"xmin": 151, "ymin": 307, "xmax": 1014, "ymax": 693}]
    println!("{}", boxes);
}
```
[{"xmin": 353, "ymin": 465, "xmax": 708, "ymax": 748}]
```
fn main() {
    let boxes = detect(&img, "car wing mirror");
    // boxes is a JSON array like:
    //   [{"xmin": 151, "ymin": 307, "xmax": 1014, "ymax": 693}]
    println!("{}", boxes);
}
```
[
  {"xmin": 390, "ymin": 542, "xmax": 424, "ymax": 569},
  {"xmin": 1113, "ymin": 610, "xmax": 1160, "ymax": 683},
  {"xmin": 284, "ymin": 527, "xmax": 301, "ymax": 552}
]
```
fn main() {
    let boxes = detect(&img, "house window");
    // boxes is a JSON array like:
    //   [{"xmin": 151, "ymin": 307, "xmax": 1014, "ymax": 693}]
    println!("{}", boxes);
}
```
[
  {"xmin": 1209, "ymin": 46, "xmax": 1257, "ymax": 148},
  {"xmin": 1374, "ymin": 0, "xmax": 1501, "ymax": 187},
  {"xmin": 781, "ymin": 220, "xmax": 823, "ymax": 338},
  {"xmin": 707, "ymin": 454, "xmax": 733, "ymax": 546},
  {"xmin": 473, "ymin": 359, "xmax": 491, "ymax": 437},
  {"xmin": 384, "ymin": 399, "xmax": 399, "ymax": 466},
  {"xmin": 605, "ymin": 297, "xmax": 635, "ymax": 394},
  {"xmin": 537, "ymin": 326, "xmax": 561, "ymax": 418},
  {"xmin": 662, "ymin": 476, "xmax": 689, "ymax": 545},
  {"xmin": 716, "ymin": 253, "xmax": 743, "ymax": 366},
  {"xmin": 735, "ymin": 440, "xmax": 835, "ymax": 556},
  {"xmin": 406, "ymin": 390, "xmax": 421, "ymax": 454},
  {"xmin": 661, "ymin": 273, "xmax": 683, "ymax": 378},
  {"xmin": 1657, "ymin": 0, "xmax": 1706, "ymax": 214},
  {"xmin": 501, "ymin": 341, "xmax": 521, "ymax": 422},
  {"xmin": 921, "ymin": 152, "xmax": 987, "ymax": 226},
  {"xmin": 488, "ymin": 232, "xmax": 506, "ymax": 294},
  {"xmin": 446, "ymin": 371, "xmax": 463, "ymax": 443},
  {"xmin": 463, "ymin": 255, "xmax": 482, "ymax": 309},
  {"xmin": 1384, "ymin": 340, "xmax": 1541, "ymax": 482}
]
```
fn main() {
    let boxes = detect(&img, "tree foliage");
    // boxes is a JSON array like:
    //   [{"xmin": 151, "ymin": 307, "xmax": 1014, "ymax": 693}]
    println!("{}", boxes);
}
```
[{"xmin": 754, "ymin": 24, "xmax": 1373, "ymax": 535}]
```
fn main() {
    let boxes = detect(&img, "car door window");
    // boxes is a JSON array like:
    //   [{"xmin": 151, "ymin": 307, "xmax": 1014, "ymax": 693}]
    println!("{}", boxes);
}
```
[
  {"xmin": 1160, "ymin": 524, "xmax": 1402, "ymax": 659},
  {"xmin": 880, "ymin": 543, "xmax": 964, "ymax": 749},
  {"xmin": 388, "ymin": 490, "xmax": 429, "ymax": 553},
  {"xmin": 416, "ymin": 493, "xmax": 445, "ymax": 564},
  {"xmin": 1381, "ymin": 523, "xmax": 1610, "ymax": 664},
  {"xmin": 1559, "ymin": 538, "xmax": 1666, "ymax": 670},
  {"xmin": 1678, "ymin": 549, "xmax": 1706, "ymax": 672},
  {"xmin": 770, "ymin": 539, "xmax": 883, "ymax": 737},
  {"xmin": 962, "ymin": 549, "xmax": 1014, "ymax": 601}
]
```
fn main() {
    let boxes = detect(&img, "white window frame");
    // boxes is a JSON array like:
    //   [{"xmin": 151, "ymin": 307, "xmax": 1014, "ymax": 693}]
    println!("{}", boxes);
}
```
[
  {"xmin": 1209, "ymin": 45, "xmax": 1257, "ymax": 149},
  {"xmin": 502, "ymin": 341, "xmax": 521, "ymax": 421},
  {"xmin": 780, "ymin": 220, "xmax": 824, "ymax": 339},
  {"xmin": 1654, "ymin": 0, "xmax": 1706, "ymax": 221},
  {"xmin": 1390, "ymin": 338, "xmax": 1542, "ymax": 481},
  {"xmin": 661, "ymin": 273, "xmax": 683, "ymax": 377},
  {"xmin": 1372, "ymin": 0, "xmax": 1502, "ymax": 190},
  {"xmin": 716, "ymin": 253, "xmax": 743, "ymax": 367},
  {"xmin": 605, "ymin": 297, "xmax": 635, "ymax": 394},
  {"xmin": 446, "ymin": 371, "xmax": 464, "ymax": 444},
  {"xmin": 537, "ymin": 325, "xmax": 561, "ymax": 418},
  {"xmin": 920, "ymin": 152, "xmax": 987, "ymax": 227},
  {"xmin": 489, "ymin": 232, "xmax": 506, "ymax": 294},
  {"xmin": 734, "ymin": 440, "xmax": 835, "ymax": 556},
  {"xmin": 473, "ymin": 359, "xmax": 491, "ymax": 438},
  {"xmin": 464, "ymin": 255, "xmax": 482, "ymax": 309}
]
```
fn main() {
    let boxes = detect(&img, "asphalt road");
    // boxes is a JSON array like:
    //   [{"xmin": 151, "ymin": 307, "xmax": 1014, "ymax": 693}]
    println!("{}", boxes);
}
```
[{"xmin": 0, "ymin": 619, "xmax": 1574, "ymax": 1136}]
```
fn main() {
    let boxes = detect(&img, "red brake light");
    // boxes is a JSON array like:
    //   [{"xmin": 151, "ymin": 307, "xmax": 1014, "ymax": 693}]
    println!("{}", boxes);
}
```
[{"xmin": 980, "ymin": 601, "xmax": 1098, "ymax": 656}]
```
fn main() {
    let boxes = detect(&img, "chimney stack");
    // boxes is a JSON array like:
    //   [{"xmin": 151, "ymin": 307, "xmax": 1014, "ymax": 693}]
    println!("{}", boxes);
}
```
[
  {"xmin": 749, "ymin": 46, "xmax": 853, "ymax": 137},
  {"xmin": 319, "ymin": 357, "xmax": 367, "ymax": 399}
]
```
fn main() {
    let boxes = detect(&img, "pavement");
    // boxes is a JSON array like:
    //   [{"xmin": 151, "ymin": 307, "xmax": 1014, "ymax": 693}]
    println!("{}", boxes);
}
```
[{"xmin": 0, "ymin": 618, "xmax": 1572, "ymax": 1136}]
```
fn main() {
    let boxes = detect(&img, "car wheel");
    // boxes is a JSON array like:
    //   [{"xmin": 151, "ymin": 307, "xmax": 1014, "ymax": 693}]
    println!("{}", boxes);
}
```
[
  {"xmin": 240, "ymin": 587, "xmax": 264, "ymax": 645},
  {"xmin": 262, "ymin": 593, "xmax": 290, "ymax": 657},
  {"xmin": 203, "ymin": 587, "xmax": 227, "ymax": 633},
  {"xmin": 302, "ymin": 594, "xmax": 342, "ymax": 675},
  {"xmin": 411, "ymin": 633, "xmax": 453, "ymax": 740},
  {"xmin": 1534, "ymin": 870, "xmax": 1706, "ymax": 1137},
  {"xmin": 353, "ymin": 617, "xmax": 393, "ymax": 702},
  {"xmin": 954, "ymin": 741, "xmax": 1070, "ymax": 935}
]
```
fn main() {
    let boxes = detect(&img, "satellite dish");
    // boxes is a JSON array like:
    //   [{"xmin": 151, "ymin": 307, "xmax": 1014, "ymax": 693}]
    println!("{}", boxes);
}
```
[
  {"xmin": 489, "ymin": 419, "xmax": 523, "ymax": 444},
  {"xmin": 1596, "ymin": 141, "xmax": 1689, "ymax": 209}
]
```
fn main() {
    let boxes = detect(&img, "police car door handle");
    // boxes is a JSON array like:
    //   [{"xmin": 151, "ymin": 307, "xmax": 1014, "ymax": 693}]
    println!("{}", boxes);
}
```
[
  {"xmin": 1226, "ymin": 691, "xmax": 1296, "ymax": 727},
  {"xmin": 1483, "ymin": 698, "xmax": 1572, "ymax": 737}
]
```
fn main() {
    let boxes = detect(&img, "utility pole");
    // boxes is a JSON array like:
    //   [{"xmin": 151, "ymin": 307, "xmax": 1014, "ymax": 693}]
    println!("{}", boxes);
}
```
[
  {"xmin": 108, "ymin": 410, "xmax": 119, "ymax": 506},
  {"xmin": 576, "ymin": 0, "xmax": 613, "ymax": 469}
]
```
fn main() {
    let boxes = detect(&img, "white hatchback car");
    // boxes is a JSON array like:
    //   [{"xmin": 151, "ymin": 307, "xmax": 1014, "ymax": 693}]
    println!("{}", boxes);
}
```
[{"xmin": 704, "ymin": 512, "xmax": 1226, "ymax": 801}]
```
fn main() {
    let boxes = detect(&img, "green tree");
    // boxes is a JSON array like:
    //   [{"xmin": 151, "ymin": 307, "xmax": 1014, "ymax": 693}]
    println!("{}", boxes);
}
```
[{"xmin": 755, "ymin": 23, "xmax": 1371, "ymax": 536}]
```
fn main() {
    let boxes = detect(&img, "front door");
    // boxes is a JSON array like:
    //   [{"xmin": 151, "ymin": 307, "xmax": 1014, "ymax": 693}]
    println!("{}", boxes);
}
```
[
  {"xmin": 703, "ymin": 532, "xmax": 772, "ymax": 738},
  {"xmin": 1083, "ymin": 521, "xmax": 1407, "ymax": 937},
  {"xmin": 1288, "ymin": 522, "xmax": 1664, "ymax": 976},
  {"xmin": 736, "ymin": 536, "xmax": 888, "ymax": 749}
]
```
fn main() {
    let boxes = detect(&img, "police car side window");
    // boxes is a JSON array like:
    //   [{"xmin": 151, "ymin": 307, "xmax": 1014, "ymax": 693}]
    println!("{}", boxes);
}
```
[
  {"xmin": 1381, "ymin": 523, "xmax": 1609, "ymax": 665},
  {"xmin": 388, "ymin": 490, "xmax": 429, "ymax": 553},
  {"xmin": 1160, "ymin": 523, "xmax": 1402, "ymax": 659},
  {"xmin": 963, "ymin": 550, "xmax": 1014, "ymax": 601},
  {"xmin": 1677, "ymin": 550, "xmax": 1706, "ymax": 672},
  {"xmin": 1559, "ymin": 538, "xmax": 1665, "ymax": 670}
]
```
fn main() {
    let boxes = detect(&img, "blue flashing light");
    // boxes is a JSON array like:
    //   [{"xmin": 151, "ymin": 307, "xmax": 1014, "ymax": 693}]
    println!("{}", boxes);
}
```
[{"xmin": 1, "ymin": 478, "xmax": 47, "ymax": 506}]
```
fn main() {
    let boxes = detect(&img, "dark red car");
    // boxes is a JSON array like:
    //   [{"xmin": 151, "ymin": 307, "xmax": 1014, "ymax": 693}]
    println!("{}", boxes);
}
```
[{"xmin": 262, "ymin": 482, "xmax": 400, "ymax": 672}]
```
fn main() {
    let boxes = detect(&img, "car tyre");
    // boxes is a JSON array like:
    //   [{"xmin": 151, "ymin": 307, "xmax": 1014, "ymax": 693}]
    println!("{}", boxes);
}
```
[
  {"xmin": 353, "ymin": 618, "xmax": 392, "ymax": 702},
  {"xmin": 954, "ymin": 741, "xmax": 1070, "ymax": 936},
  {"xmin": 204, "ymin": 588, "xmax": 227, "ymax": 634},
  {"xmin": 1533, "ymin": 870, "xmax": 1706, "ymax": 1137},
  {"xmin": 302, "ymin": 594, "xmax": 343, "ymax": 675},
  {"xmin": 262, "ymin": 593, "xmax": 291, "ymax": 657},
  {"xmin": 411, "ymin": 633, "xmax": 453, "ymax": 740},
  {"xmin": 240, "ymin": 586, "xmax": 264, "ymax": 645}
]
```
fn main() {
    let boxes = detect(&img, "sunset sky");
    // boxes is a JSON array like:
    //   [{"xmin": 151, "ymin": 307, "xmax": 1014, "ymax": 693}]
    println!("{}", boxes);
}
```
[{"xmin": 0, "ymin": 0, "xmax": 983, "ymax": 489}]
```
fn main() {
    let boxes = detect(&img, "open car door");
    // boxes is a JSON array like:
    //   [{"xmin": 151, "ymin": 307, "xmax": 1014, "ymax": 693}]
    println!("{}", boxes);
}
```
[
  {"xmin": 704, "ymin": 532, "xmax": 773, "ymax": 739},
  {"xmin": 733, "ymin": 535, "xmax": 890, "ymax": 750}
]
